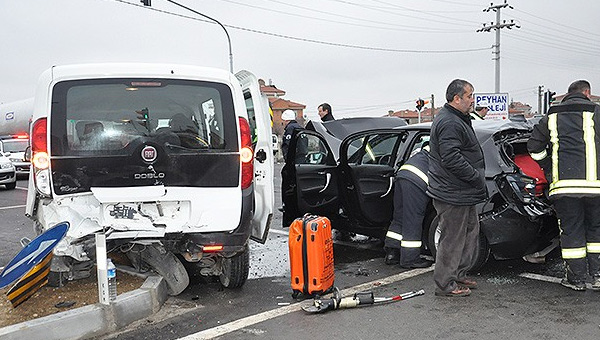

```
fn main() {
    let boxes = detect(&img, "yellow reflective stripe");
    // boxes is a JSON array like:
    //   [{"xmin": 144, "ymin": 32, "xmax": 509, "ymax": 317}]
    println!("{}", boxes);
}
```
[
  {"xmin": 562, "ymin": 247, "xmax": 586, "ymax": 259},
  {"xmin": 548, "ymin": 113, "xmax": 559, "ymax": 184},
  {"xmin": 386, "ymin": 230, "xmax": 403, "ymax": 241},
  {"xmin": 587, "ymin": 243, "xmax": 600, "ymax": 253},
  {"xmin": 530, "ymin": 150, "xmax": 547, "ymax": 161},
  {"xmin": 401, "ymin": 240, "xmax": 422, "ymax": 248},
  {"xmin": 399, "ymin": 164, "xmax": 428, "ymax": 184},
  {"xmin": 550, "ymin": 179, "xmax": 600, "ymax": 190},
  {"xmin": 583, "ymin": 111, "xmax": 597, "ymax": 181},
  {"xmin": 550, "ymin": 187, "xmax": 600, "ymax": 196}
]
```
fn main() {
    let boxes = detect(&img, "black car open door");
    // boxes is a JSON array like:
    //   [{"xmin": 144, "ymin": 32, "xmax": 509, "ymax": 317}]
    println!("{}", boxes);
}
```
[
  {"xmin": 282, "ymin": 130, "xmax": 338, "ymax": 228},
  {"xmin": 337, "ymin": 130, "xmax": 407, "ymax": 237}
]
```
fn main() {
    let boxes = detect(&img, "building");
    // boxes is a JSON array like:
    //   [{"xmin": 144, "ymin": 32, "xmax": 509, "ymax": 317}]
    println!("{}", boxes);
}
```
[
  {"xmin": 258, "ymin": 79, "xmax": 306, "ymax": 137},
  {"xmin": 387, "ymin": 107, "xmax": 440, "ymax": 124}
]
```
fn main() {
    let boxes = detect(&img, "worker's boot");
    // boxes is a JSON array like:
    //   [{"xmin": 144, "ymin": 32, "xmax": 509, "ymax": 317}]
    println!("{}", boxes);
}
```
[{"xmin": 384, "ymin": 247, "xmax": 400, "ymax": 265}]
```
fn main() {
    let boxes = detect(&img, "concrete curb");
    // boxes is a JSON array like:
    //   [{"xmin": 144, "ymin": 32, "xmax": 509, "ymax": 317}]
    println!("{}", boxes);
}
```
[{"xmin": 0, "ymin": 275, "xmax": 167, "ymax": 340}]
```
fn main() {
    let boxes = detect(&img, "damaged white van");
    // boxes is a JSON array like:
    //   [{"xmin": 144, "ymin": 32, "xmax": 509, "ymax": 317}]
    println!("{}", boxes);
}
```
[{"xmin": 25, "ymin": 64, "xmax": 274, "ymax": 295}]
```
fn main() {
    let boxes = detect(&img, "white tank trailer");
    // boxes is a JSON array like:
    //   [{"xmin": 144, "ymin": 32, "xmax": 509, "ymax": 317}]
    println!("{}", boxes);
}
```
[{"xmin": 0, "ymin": 98, "xmax": 33, "ymax": 136}]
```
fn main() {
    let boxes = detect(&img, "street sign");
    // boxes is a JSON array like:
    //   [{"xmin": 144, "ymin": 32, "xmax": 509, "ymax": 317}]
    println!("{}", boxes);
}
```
[
  {"xmin": 475, "ymin": 93, "xmax": 509, "ymax": 120},
  {"xmin": 0, "ymin": 222, "xmax": 69, "ymax": 289}
]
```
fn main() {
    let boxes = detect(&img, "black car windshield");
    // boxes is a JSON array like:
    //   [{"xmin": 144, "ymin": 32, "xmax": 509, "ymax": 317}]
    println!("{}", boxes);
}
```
[{"xmin": 50, "ymin": 78, "xmax": 237, "ymax": 155}]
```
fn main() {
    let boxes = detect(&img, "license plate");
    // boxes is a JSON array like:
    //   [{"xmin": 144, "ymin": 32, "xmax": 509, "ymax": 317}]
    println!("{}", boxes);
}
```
[{"xmin": 108, "ymin": 204, "xmax": 137, "ymax": 219}]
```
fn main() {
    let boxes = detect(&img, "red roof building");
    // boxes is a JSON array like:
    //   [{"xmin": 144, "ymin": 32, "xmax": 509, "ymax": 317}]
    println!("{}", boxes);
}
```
[{"xmin": 258, "ymin": 79, "xmax": 306, "ymax": 137}]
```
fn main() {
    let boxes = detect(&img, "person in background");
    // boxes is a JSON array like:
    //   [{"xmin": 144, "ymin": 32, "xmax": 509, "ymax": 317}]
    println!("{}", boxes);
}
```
[
  {"xmin": 281, "ymin": 109, "xmax": 302, "ymax": 160},
  {"xmin": 428, "ymin": 79, "xmax": 487, "ymax": 297},
  {"xmin": 471, "ymin": 100, "xmax": 489, "ymax": 120},
  {"xmin": 318, "ymin": 103, "xmax": 335, "ymax": 122},
  {"xmin": 528, "ymin": 79, "xmax": 600, "ymax": 291},
  {"xmin": 384, "ymin": 143, "xmax": 433, "ymax": 269}
]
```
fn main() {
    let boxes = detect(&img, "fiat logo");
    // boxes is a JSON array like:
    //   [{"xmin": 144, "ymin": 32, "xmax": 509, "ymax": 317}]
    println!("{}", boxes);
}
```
[{"xmin": 141, "ymin": 145, "xmax": 157, "ymax": 163}]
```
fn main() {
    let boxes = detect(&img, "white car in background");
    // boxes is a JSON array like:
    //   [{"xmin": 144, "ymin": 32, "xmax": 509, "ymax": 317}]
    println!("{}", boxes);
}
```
[
  {"xmin": 0, "ymin": 138, "xmax": 30, "ymax": 177},
  {"xmin": 0, "ymin": 153, "xmax": 16, "ymax": 190}
]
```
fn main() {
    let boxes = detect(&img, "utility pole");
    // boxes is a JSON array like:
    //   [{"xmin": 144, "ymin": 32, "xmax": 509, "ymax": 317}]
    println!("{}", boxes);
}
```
[
  {"xmin": 477, "ymin": 1, "xmax": 520, "ymax": 93},
  {"xmin": 538, "ymin": 85, "xmax": 544, "ymax": 115},
  {"xmin": 431, "ymin": 94, "xmax": 435, "ymax": 120}
]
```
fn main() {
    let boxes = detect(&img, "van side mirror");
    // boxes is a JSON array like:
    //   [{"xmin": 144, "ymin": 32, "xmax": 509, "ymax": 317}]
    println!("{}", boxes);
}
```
[{"xmin": 25, "ymin": 146, "xmax": 31, "ymax": 162}]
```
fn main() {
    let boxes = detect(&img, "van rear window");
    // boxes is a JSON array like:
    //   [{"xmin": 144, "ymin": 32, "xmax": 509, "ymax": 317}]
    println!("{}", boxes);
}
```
[{"xmin": 50, "ymin": 78, "xmax": 237, "ymax": 155}]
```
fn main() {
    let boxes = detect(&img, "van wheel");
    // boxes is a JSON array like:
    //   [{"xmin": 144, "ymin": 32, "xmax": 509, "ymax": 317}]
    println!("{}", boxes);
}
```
[
  {"xmin": 5, "ymin": 182, "xmax": 16, "ymax": 190},
  {"xmin": 219, "ymin": 245, "xmax": 250, "ymax": 288},
  {"xmin": 128, "ymin": 245, "xmax": 190, "ymax": 295},
  {"xmin": 427, "ymin": 215, "xmax": 490, "ymax": 271}
]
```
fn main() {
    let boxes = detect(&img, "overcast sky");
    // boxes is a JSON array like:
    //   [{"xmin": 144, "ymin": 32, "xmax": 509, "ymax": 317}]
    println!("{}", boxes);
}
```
[{"xmin": 1, "ymin": 0, "xmax": 599, "ymax": 120}]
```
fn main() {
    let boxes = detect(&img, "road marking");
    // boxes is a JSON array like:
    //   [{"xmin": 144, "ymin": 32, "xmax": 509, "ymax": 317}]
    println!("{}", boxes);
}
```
[
  {"xmin": 16, "ymin": 186, "xmax": 27, "ymax": 191},
  {"xmin": 179, "ymin": 266, "xmax": 434, "ymax": 340},
  {"xmin": 0, "ymin": 205, "xmax": 26, "ymax": 210},
  {"xmin": 268, "ymin": 228, "xmax": 288, "ymax": 236}
]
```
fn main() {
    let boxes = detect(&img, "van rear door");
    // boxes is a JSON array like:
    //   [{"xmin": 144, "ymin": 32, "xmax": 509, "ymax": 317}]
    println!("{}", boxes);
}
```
[{"xmin": 236, "ymin": 70, "xmax": 274, "ymax": 244}]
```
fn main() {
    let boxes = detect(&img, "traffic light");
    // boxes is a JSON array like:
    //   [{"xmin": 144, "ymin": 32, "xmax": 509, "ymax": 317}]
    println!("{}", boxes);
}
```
[
  {"xmin": 416, "ymin": 99, "xmax": 425, "ymax": 111},
  {"xmin": 140, "ymin": 0, "xmax": 151, "ymax": 5},
  {"xmin": 548, "ymin": 91, "xmax": 556, "ymax": 104},
  {"xmin": 136, "ymin": 108, "xmax": 149, "ymax": 120}
]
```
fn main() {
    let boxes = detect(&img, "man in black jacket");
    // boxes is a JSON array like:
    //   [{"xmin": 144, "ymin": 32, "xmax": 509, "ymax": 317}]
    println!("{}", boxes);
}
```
[
  {"xmin": 428, "ymin": 79, "xmax": 487, "ymax": 297},
  {"xmin": 317, "ymin": 103, "xmax": 335, "ymax": 122},
  {"xmin": 281, "ymin": 109, "xmax": 302, "ymax": 160},
  {"xmin": 528, "ymin": 80, "xmax": 600, "ymax": 291}
]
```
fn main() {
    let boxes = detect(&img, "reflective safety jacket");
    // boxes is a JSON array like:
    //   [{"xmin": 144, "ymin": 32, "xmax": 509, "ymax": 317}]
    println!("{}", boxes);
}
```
[
  {"xmin": 527, "ymin": 92, "xmax": 600, "ymax": 197},
  {"xmin": 397, "ymin": 147, "xmax": 429, "ymax": 193}
]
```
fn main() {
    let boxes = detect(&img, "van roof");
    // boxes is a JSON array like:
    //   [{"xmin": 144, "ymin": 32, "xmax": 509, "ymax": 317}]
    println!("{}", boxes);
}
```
[{"xmin": 49, "ymin": 63, "xmax": 234, "ymax": 83}]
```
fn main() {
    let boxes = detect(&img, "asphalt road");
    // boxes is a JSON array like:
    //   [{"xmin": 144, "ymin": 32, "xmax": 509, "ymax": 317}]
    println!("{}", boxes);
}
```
[{"xmin": 2, "ymin": 169, "xmax": 599, "ymax": 340}]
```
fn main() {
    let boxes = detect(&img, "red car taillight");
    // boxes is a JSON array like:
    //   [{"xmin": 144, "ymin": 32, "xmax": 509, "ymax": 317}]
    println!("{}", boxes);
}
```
[
  {"xmin": 31, "ymin": 118, "xmax": 51, "ymax": 196},
  {"xmin": 239, "ymin": 117, "xmax": 253, "ymax": 190}
]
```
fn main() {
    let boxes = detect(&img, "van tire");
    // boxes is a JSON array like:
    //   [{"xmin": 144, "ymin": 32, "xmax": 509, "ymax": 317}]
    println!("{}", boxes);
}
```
[
  {"xmin": 129, "ymin": 245, "xmax": 190, "ymax": 296},
  {"xmin": 427, "ymin": 214, "xmax": 490, "ymax": 271},
  {"xmin": 219, "ymin": 245, "xmax": 250, "ymax": 288}
]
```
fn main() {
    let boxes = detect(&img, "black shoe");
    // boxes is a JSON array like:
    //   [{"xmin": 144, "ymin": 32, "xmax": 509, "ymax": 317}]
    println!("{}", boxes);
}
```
[
  {"xmin": 560, "ymin": 278, "xmax": 586, "ymax": 291},
  {"xmin": 401, "ymin": 259, "xmax": 433, "ymax": 269},
  {"xmin": 384, "ymin": 248, "xmax": 400, "ymax": 265}
]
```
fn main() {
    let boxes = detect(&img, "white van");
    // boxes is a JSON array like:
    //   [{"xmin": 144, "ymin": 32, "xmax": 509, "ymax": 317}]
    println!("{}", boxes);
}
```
[{"xmin": 25, "ymin": 64, "xmax": 274, "ymax": 294}]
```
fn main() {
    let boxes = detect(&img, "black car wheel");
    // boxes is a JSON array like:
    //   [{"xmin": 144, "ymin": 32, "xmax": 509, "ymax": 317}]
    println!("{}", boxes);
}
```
[
  {"xmin": 219, "ymin": 245, "xmax": 250, "ymax": 288},
  {"xmin": 5, "ymin": 182, "xmax": 16, "ymax": 190},
  {"xmin": 427, "ymin": 213, "xmax": 490, "ymax": 271}
]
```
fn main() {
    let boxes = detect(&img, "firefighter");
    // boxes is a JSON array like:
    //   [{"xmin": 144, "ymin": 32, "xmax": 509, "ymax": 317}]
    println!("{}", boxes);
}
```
[
  {"xmin": 281, "ymin": 109, "xmax": 302, "ymax": 160},
  {"xmin": 528, "ymin": 80, "xmax": 600, "ymax": 291},
  {"xmin": 384, "ymin": 143, "xmax": 433, "ymax": 269}
]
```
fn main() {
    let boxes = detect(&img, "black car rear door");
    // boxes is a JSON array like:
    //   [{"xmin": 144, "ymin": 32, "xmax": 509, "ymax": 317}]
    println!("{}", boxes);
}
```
[
  {"xmin": 281, "ymin": 130, "xmax": 338, "ymax": 227},
  {"xmin": 338, "ymin": 130, "xmax": 407, "ymax": 231}
]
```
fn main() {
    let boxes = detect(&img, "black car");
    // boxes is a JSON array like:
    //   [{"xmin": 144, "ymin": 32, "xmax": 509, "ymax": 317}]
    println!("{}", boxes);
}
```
[{"xmin": 282, "ymin": 118, "xmax": 558, "ymax": 269}]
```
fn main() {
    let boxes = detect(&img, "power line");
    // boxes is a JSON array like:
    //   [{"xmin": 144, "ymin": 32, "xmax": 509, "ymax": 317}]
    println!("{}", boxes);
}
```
[
  {"xmin": 504, "ymin": 32, "xmax": 600, "ymax": 57},
  {"xmin": 259, "ymin": 0, "xmax": 471, "ymax": 32},
  {"xmin": 221, "ymin": 0, "xmax": 472, "ymax": 32},
  {"xmin": 327, "ymin": 0, "xmax": 478, "ymax": 13},
  {"xmin": 109, "ymin": 0, "xmax": 491, "ymax": 54},
  {"xmin": 513, "ymin": 8, "xmax": 600, "ymax": 39},
  {"xmin": 369, "ymin": 0, "xmax": 481, "ymax": 24}
]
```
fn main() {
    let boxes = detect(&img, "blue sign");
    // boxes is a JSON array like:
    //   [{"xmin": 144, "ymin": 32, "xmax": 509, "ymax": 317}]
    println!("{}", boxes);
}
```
[{"xmin": 0, "ymin": 222, "xmax": 69, "ymax": 289}]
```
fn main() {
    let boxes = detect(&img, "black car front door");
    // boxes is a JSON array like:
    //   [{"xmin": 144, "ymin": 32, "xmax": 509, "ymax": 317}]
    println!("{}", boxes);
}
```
[
  {"xmin": 282, "ymin": 130, "xmax": 339, "ymax": 227},
  {"xmin": 337, "ymin": 130, "xmax": 407, "ymax": 236}
]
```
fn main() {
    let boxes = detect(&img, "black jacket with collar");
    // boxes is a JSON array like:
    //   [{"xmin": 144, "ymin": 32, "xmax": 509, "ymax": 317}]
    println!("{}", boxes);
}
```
[{"xmin": 427, "ymin": 103, "xmax": 487, "ymax": 205}]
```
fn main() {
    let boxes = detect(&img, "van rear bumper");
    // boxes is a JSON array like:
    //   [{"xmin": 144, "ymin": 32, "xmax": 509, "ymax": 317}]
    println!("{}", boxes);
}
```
[{"xmin": 165, "ymin": 187, "xmax": 254, "ymax": 255}]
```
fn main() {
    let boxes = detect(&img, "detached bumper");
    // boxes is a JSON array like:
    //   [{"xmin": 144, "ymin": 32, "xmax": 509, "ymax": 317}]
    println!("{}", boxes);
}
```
[{"xmin": 481, "ymin": 207, "xmax": 543, "ymax": 260}]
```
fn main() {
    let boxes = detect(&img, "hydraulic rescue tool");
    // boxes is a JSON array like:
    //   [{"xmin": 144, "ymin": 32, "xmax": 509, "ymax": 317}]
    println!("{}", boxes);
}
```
[{"xmin": 302, "ymin": 287, "xmax": 425, "ymax": 314}]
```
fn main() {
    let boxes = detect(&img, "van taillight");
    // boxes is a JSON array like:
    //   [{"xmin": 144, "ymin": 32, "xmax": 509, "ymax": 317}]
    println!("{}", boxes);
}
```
[
  {"xmin": 31, "ymin": 118, "xmax": 51, "ymax": 196},
  {"xmin": 239, "ymin": 117, "xmax": 253, "ymax": 190}
]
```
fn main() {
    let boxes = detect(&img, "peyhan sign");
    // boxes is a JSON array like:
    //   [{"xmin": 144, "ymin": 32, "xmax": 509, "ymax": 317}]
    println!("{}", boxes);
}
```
[{"xmin": 475, "ymin": 93, "xmax": 509, "ymax": 121}]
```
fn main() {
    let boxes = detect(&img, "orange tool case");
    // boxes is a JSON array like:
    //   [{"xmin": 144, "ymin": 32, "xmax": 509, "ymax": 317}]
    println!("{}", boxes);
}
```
[{"xmin": 288, "ymin": 215, "xmax": 335, "ymax": 298}]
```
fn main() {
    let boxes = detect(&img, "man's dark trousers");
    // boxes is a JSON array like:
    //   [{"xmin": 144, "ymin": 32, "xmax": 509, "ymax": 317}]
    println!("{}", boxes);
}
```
[{"xmin": 432, "ymin": 199, "xmax": 479, "ymax": 293}]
